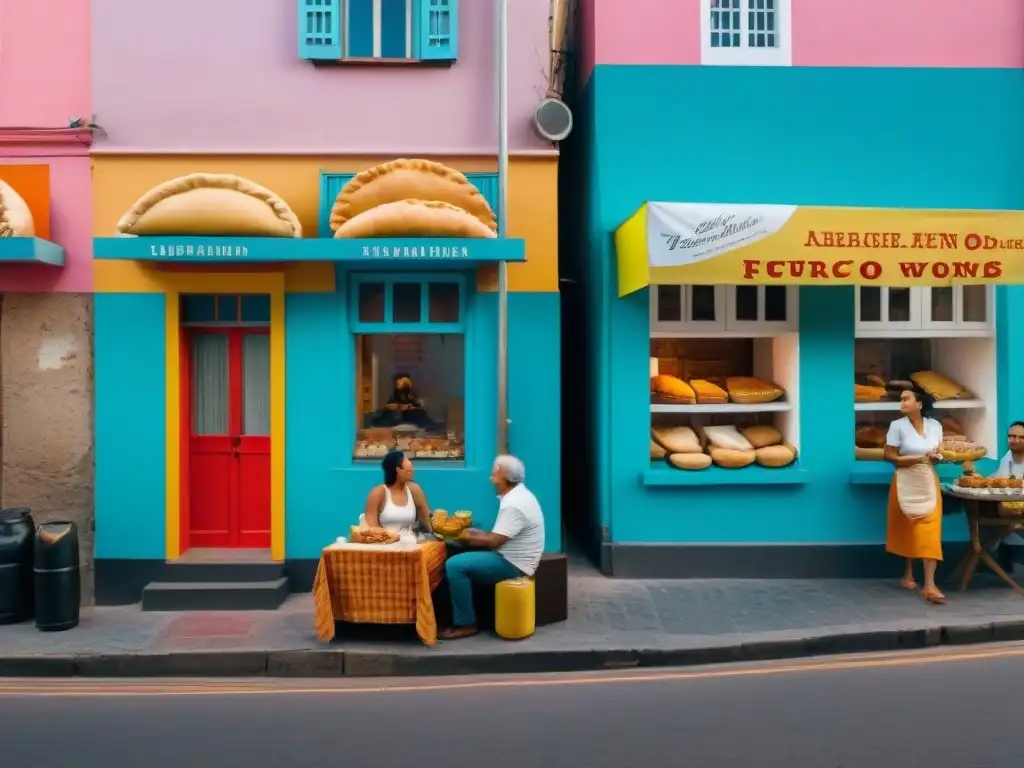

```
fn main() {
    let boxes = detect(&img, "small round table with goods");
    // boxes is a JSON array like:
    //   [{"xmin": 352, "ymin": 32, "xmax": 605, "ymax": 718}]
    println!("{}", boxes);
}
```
[{"xmin": 943, "ymin": 462, "xmax": 1024, "ymax": 596}]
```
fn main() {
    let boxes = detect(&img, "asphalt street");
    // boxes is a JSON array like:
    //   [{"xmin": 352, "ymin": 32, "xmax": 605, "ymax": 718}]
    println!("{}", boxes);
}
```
[{"xmin": 1, "ymin": 644, "xmax": 1021, "ymax": 768}]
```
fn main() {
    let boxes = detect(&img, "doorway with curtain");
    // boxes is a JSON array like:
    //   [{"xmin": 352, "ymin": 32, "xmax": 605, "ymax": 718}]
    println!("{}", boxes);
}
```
[{"xmin": 180, "ymin": 294, "xmax": 272, "ymax": 550}]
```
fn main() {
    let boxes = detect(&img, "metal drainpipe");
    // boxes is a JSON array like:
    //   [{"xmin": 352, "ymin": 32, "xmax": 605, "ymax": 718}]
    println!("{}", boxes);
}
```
[{"xmin": 496, "ymin": 0, "xmax": 510, "ymax": 456}]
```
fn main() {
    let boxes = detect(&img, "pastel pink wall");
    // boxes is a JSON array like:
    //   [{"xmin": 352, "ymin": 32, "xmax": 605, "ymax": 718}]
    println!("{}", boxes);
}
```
[
  {"xmin": 0, "ymin": 157, "xmax": 92, "ymax": 292},
  {"xmin": 0, "ymin": 0, "xmax": 92, "ymax": 292},
  {"xmin": 794, "ymin": 0, "xmax": 1024, "ymax": 68},
  {"xmin": 581, "ymin": 0, "xmax": 1023, "ymax": 78},
  {"xmin": 579, "ymin": 0, "xmax": 700, "ymax": 81},
  {"xmin": 91, "ymin": 0, "xmax": 552, "ymax": 154}
]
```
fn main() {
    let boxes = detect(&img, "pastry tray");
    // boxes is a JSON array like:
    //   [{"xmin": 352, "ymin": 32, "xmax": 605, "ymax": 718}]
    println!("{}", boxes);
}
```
[{"xmin": 941, "ymin": 484, "xmax": 1024, "ymax": 500}]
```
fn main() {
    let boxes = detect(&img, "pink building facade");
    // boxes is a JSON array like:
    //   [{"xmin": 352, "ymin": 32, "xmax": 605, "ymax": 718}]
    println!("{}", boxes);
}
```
[
  {"xmin": 0, "ymin": 0, "xmax": 95, "ymax": 594},
  {"xmin": 89, "ymin": 0, "xmax": 564, "ymax": 608}
]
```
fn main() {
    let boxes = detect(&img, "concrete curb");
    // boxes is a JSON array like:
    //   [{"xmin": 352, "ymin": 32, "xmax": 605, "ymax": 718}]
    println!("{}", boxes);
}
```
[{"xmin": 2, "ymin": 619, "xmax": 1023, "ymax": 678}]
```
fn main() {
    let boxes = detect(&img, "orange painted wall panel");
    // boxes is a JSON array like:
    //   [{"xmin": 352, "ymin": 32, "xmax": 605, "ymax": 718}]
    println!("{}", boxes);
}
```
[{"xmin": 0, "ymin": 165, "xmax": 51, "ymax": 239}]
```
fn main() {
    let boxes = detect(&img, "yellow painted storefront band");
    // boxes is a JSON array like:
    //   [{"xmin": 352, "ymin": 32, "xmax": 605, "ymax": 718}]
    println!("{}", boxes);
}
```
[
  {"xmin": 162, "ymin": 271, "xmax": 286, "ymax": 561},
  {"xmin": 92, "ymin": 155, "xmax": 559, "ymax": 294},
  {"xmin": 615, "ymin": 202, "xmax": 1024, "ymax": 295}
]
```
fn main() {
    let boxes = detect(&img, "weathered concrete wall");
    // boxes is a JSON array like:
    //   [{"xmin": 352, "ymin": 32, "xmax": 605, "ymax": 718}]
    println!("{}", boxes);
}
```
[{"xmin": 1, "ymin": 294, "xmax": 94, "ymax": 602}]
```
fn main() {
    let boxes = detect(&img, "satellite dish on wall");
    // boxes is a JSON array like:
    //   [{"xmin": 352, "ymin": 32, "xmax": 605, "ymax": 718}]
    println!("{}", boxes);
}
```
[{"xmin": 533, "ymin": 97, "xmax": 573, "ymax": 142}]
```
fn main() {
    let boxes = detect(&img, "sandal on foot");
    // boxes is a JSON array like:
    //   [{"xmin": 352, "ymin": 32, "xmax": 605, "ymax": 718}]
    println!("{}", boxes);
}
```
[
  {"xmin": 920, "ymin": 588, "xmax": 946, "ymax": 605},
  {"xmin": 901, "ymin": 577, "xmax": 918, "ymax": 590}
]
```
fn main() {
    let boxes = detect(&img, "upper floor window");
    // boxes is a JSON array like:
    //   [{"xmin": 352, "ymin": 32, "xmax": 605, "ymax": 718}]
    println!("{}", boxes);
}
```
[
  {"xmin": 298, "ymin": 0, "xmax": 459, "ymax": 64},
  {"xmin": 701, "ymin": 0, "xmax": 791, "ymax": 67}
]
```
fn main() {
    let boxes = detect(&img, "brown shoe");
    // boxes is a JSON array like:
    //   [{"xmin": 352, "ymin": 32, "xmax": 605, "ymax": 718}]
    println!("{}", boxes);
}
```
[{"xmin": 440, "ymin": 625, "xmax": 479, "ymax": 640}]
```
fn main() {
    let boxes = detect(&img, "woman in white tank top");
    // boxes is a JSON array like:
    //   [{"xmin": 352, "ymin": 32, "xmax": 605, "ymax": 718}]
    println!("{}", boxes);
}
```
[{"xmin": 361, "ymin": 450, "xmax": 433, "ymax": 533}]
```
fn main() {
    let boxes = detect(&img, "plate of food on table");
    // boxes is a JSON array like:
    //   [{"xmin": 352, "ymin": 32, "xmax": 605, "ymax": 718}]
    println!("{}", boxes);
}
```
[
  {"xmin": 430, "ymin": 509, "xmax": 472, "ymax": 541},
  {"xmin": 945, "ymin": 461, "xmax": 1024, "ymax": 497},
  {"xmin": 347, "ymin": 525, "xmax": 401, "ymax": 545}
]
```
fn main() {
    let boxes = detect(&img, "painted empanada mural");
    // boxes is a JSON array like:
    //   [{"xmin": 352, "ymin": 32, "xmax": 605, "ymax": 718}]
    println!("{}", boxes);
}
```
[
  {"xmin": 330, "ymin": 159, "xmax": 497, "ymax": 239},
  {"xmin": 116, "ymin": 173, "xmax": 302, "ymax": 238},
  {"xmin": 0, "ymin": 180, "xmax": 36, "ymax": 238}
]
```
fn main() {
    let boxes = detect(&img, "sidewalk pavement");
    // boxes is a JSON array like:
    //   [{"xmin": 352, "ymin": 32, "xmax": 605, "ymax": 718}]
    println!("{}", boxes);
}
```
[{"xmin": 3, "ymin": 568, "xmax": 1024, "ymax": 678}]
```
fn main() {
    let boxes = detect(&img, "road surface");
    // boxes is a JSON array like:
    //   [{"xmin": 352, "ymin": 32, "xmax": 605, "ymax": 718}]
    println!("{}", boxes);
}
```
[{"xmin": 1, "ymin": 643, "xmax": 1021, "ymax": 767}]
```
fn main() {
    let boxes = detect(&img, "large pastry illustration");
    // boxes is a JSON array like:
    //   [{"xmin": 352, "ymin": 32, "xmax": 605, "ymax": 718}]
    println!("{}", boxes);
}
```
[
  {"xmin": 329, "ymin": 159, "xmax": 497, "ymax": 239},
  {"xmin": 0, "ymin": 180, "xmax": 35, "ymax": 237},
  {"xmin": 115, "ymin": 173, "xmax": 302, "ymax": 237}
]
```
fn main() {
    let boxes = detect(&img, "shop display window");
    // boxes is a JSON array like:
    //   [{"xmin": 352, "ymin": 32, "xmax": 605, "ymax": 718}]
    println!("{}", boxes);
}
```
[
  {"xmin": 649, "ymin": 285, "xmax": 800, "ymax": 472},
  {"xmin": 350, "ymin": 274, "xmax": 466, "ymax": 462},
  {"xmin": 853, "ymin": 336, "xmax": 996, "ymax": 463}
]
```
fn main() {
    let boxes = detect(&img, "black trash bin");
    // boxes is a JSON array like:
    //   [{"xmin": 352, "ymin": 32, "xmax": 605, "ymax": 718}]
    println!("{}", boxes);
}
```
[
  {"xmin": 34, "ymin": 521, "xmax": 80, "ymax": 632},
  {"xmin": 0, "ymin": 508, "xmax": 35, "ymax": 624}
]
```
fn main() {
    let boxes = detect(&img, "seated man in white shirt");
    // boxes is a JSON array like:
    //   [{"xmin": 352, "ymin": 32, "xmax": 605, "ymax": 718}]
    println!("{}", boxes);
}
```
[
  {"xmin": 440, "ymin": 455, "xmax": 545, "ymax": 640},
  {"xmin": 993, "ymin": 421, "xmax": 1024, "ymax": 568}
]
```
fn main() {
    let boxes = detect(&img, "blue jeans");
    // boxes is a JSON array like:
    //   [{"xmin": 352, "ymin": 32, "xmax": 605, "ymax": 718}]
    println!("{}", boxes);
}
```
[{"xmin": 445, "ymin": 551, "xmax": 521, "ymax": 627}]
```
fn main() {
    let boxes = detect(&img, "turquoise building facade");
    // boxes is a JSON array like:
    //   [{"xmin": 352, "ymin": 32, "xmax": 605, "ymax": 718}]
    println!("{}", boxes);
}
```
[{"xmin": 563, "ymin": 65, "xmax": 1024, "ymax": 577}]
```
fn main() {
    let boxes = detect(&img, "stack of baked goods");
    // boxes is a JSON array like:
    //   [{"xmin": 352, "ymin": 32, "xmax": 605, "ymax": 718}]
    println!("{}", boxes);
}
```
[
  {"xmin": 940, "ymin": 435, "xmax": 987, "ymax": 463},
  {"xmin": 329, "ymin": 159, "xmax": 497, "ymax": 240},
  {"xmin": 854, "ymin": 374, "xmax": 888, "ymax": 403},
  {"xmin": 651, "ymin": 374, "xmax": 787, "ymax": 407},
  {"xmin": 854, "ymin": 424, "xmax": 888, "ymax": 461},
  {"xmin": 430, "ymin": 509, "xmax": 472, "ymax": 540},
  {"xmin": 651, "ymin": 423, "xmax": 797, "ymax": 470},
  {"xmin": 910, "ymin": 370, "xmax": 973, "ymax": 401},
  {"xmin": 953, "ymin": 462, "xmax": 1021, "ymax": 494}
]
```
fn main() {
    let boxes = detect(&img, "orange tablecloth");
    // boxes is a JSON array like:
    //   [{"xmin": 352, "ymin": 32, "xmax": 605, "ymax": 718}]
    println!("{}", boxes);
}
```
[{"xmin": 313, "ymin": 540, "xmax": 447, "ymax": 645}]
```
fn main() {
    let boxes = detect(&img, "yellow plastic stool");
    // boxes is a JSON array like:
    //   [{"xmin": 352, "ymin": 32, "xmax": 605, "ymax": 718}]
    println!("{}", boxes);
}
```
[{"xmin": 494, "ymin": 577, "xmax": 536, "ymax": 640}]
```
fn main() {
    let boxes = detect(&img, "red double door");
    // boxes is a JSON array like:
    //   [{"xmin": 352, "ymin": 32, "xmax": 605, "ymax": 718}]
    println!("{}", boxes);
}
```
[{"xmin": 184, "ymin": 328, "xmax": 271, "ymax": 549}]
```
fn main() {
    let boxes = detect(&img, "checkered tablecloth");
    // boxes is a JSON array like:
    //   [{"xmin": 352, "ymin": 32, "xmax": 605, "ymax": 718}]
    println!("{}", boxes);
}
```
[{"xmin": 313, "ymin": 540, "xmax": 447, "ymax": 646}]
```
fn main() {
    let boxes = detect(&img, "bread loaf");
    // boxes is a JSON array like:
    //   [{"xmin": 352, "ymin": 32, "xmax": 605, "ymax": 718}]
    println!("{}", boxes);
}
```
[
  {"xmin": 755, "ymin": 444, "xmax": 796, "ymax": 468},
  {"xmin": 741, "ymin": 424, "xmax": 783, "ymax": 449},
  {"xmin": 702, "ymin": 425, "xmax": 754, "ymax": 452},
  {"xmin": 652, "ymin": 426, "xmax": 702, "ymax": 454},
  {"xmin": 668, "ymin": 452, "xmax": 712, "ymax": 470},
  {"xmin": 855, "ymin": 446, "xmax": 885, "ymax": 461},
  {"xmin": 650, "ymin": 440, "xmax": 667, "ymax": 459},
  {"xmin": 689, "ymin": 379, "xmax": 729, "ymax": 404},
  {"xmin": 651, "ymin": 375, "xmax": 696, "ymax": 403},
  {"xmin": 709, "ymin": 447, "xmax": 756, "ymax": 469}
]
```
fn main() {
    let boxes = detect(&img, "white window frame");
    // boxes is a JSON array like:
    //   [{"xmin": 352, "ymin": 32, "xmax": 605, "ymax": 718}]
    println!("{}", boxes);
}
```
[
  {"xmin": 650, "ymin": 285, "xmax": 798, "ymax": 337},
  {"xmin": 855, "ymin": 286, "xmax": 994, "ymax": 338},
  {"xmin": 921, "ymin": 286, "xmax": 994, "ymax": 335},
  {"xmin": 700, "ymin": 0, "xmax": 792, "ymax": 67},
  {"xmin": 726, "ymin": 285, "xmax": 798, "ymax": 335},
  {"xmin": 650, "ymin": 285, "xmax": 727, "ymax": 335},
  {"xmin": 343, "ymin": 0, "xmax": 414, "ymax": 59}
]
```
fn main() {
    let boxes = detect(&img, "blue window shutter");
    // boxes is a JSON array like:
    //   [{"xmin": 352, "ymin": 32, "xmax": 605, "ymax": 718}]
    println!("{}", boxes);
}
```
[
  {"xmin": 415, "ymin": 0, "xmax": 459, "ymax": 61},
  {"xmin": 465, "ymin": 173, "xmax": 498, "ymax": 226},
  {"xmin": 298, "ymin": 0, "xmax": 342, "ymax": 61},
  {"xmin": 319, "ymin": 172, "xmax": 356, "ymax": 237}
]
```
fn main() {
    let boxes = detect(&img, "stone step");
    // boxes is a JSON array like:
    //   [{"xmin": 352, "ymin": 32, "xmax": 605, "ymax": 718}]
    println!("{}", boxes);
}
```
[
  {"xmin": 162, "ymin": 561, "xmax": 286, "ymax": 583},
  {"xmin": 141, "ymin": 578, "xmax": 290, "ymax": 611}
]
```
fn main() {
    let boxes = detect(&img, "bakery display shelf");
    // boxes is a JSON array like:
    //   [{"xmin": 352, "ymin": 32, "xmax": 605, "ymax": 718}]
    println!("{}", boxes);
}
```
[
  {"xmin": 651, "ymin": 401, "xmax": 791, "ymax": 414},
  {"xmin": 854, "ymin": 398, "xmax": 984, "ymax": 412}
]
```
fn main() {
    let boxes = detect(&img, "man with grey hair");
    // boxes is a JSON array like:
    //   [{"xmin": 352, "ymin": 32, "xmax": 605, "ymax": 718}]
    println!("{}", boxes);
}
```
[{"xmin": 440, "ymin": 455, "xmax": 545, "ymax": 640}]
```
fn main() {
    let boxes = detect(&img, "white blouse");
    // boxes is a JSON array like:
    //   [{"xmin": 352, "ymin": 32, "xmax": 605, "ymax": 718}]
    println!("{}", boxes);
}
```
[{"xmin": 885, "ymin": 417, "xmax": 942, "ymax": 456}]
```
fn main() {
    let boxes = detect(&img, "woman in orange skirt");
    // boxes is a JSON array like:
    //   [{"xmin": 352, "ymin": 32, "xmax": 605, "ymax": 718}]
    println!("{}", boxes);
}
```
[{"xmin": 884, "ymin": 388, "xmax": 946, "ymax": 604}]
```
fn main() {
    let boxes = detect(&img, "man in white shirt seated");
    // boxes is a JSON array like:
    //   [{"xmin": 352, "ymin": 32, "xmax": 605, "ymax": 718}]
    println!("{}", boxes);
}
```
[
  {"xmin": 440, "ymin": 455, "xmax": 545, "ymax": 640},
  {"xmin": 993, "ymin": 421, "xmax": 1024, "ymax": 569}
]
